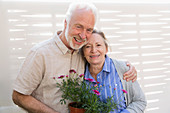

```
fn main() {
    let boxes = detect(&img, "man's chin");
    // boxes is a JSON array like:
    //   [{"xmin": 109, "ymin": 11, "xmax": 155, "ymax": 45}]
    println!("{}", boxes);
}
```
[
  {"xmin": 71, "ymin": 46, "xmax": 82, "ymax": 50},
  {"xmin": 70, "ymin": 44, "xmax": 84, "ymax": 50},
  {"xmin": 69, "ymin": 38, "xmax": 87, "ymax": 50}
]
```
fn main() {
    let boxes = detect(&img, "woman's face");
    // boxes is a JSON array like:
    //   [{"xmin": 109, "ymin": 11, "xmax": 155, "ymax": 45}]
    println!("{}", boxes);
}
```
[{"xmin": 83, "ymin": 33, "xmax": 108, "ymax": 66}]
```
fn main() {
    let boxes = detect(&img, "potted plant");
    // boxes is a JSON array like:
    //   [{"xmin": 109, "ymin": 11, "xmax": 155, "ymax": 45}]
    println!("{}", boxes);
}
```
[{"xmin": 53, "ymin": 69, "xmax": 127, "ymax": 113}]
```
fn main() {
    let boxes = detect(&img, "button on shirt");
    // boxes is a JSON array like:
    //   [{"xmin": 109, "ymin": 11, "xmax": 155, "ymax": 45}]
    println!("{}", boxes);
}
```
[
  {"xmin": 84, "ymin": 55, "xmax": 130, "ymax": 113},
  {"xmin": 13, "ymin": 31, "xmax": 85, "ymax": 113}
]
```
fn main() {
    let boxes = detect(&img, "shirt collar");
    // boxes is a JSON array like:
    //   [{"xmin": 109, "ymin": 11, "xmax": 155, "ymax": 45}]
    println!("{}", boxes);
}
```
[
  {"xmin": 53, "ymin": 31, "xmax": 79, "ymax": 55},
  {"xmin": 84, "ymin": 55, "xmax": 111, "ymax": 82},
  {"xmin": 85, "ymin": 54, "xmax": 111, "ymax": 77},
  {"xmin": 102, "ymin": 55, "xmax": 111, "ymax": 73}
]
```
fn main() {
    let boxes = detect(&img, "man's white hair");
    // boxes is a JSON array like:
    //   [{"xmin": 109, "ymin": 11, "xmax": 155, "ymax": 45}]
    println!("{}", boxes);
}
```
[{"xmin": 65, "ymin": 2, "xmax": 98, "ymax": 24}]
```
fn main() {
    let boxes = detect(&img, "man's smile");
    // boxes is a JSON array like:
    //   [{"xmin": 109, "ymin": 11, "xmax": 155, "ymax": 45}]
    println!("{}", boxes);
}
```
[{"xmin": 73, "ymin": 36, "xmax": 86, "ymax": 43}]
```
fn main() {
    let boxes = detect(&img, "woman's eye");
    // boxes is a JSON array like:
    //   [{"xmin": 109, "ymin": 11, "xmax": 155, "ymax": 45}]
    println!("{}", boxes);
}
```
[
  {"xmin": 97, "ymin": 44, "xmax": 101, "ymax": 46},
  {"xmin": 85, "ymin": 46, "xmax": 91, "ymax": 48}
]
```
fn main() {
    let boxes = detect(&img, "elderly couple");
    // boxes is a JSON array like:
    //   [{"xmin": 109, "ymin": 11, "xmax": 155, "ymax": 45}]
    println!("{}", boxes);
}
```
[{"xmin": 12, "ymin": 2, "xmax": 147, "ymax": 113}]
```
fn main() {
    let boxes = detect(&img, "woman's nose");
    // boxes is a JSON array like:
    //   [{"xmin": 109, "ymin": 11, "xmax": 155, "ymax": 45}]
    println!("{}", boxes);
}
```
[{"xmin": 91, "ymin": 46, "xmax": 97, "ymax": 53}]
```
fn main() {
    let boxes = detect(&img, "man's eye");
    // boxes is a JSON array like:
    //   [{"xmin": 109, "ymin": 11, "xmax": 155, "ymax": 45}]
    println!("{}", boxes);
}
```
[
  {"xmin": 97, "ymin": 44, "xmax": 101, "ymax": 46},
  {"xmin": 87, "ymin": 29, "xmax": 93, "ymax": 33},
  {"xmin": 76, "ymin": 25, "xmax": 81, "ymax": 28}
]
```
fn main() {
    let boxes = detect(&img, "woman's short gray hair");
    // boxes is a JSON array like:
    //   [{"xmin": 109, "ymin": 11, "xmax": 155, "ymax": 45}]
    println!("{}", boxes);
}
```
[{"xmin": 65, "ymin": 2, "xmax": 98, "ymax": 24}]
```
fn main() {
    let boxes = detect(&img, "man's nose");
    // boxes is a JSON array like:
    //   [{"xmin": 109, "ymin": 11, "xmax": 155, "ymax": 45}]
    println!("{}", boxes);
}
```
[{"xmin": 79, "ymin": 30, "xmax": 86, "ymax": 39}]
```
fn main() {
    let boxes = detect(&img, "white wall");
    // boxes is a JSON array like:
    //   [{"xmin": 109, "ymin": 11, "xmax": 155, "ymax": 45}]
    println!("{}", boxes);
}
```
[{"xmin": 0, "ymin": 1, "xmax": 170, "ymax": 113}]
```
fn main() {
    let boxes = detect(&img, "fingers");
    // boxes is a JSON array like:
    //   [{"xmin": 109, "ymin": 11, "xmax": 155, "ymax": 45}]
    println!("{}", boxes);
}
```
[
  {"xmin": 124, "ymin": 62, "xmax": 132, "ymax": 76},
  {"xmin": 124, "ymin": 73, "xmax": 137, "ymax": 82},
  {"xmin": 132, "ymin": 75, "xmax": 137, "ymax": 83},
  {"xmin": 126, "ymin": 61, "xmax": 130, "ymax": 66},
  {"xmin": 125, "ymin": 73, "xmax": 137, "ymax": 82},
  {"xmin": 123, "ymin": 62, "xmax": 133, "ymax": 78},
  {"xmin": 123, "ymin": 62, "xmax": 137, "ymax": 82}
]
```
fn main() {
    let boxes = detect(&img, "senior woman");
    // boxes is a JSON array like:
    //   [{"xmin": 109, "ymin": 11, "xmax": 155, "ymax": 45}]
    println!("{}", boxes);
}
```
[{"xmin": 82, "ymin": 30, "xmax": 147, "ymax": 113}]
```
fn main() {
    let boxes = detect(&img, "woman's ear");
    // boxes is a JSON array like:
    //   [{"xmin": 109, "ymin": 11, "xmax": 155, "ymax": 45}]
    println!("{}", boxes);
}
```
[{"xmin": 106, "ymin": 46, "xmax": 108, "ymax": 54}]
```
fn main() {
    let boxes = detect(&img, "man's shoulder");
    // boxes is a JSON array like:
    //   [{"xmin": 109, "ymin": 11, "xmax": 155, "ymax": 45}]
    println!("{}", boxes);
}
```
[{"xmin": 31, "ymin": 38, "xmax": 55, "ymax": 52}]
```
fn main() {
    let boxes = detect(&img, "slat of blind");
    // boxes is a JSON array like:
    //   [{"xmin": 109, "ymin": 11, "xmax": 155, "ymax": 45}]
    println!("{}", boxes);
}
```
[{"xmin": 1, "ymin": 1, "xmax": 170, "ymax": 113}]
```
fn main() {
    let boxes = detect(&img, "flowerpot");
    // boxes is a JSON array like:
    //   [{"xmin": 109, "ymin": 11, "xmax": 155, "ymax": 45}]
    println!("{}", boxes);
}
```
[{"xmin": 68, "ymin": 102, "xmax": 86, "ymax": 113}]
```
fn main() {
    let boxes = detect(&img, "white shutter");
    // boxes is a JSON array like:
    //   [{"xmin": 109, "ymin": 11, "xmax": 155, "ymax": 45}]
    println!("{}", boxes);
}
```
[
  {"xmin": 0, "ymin": 1, "xmax": 170, "ymax": 113},
  {"xmin": 96, "ymin": 3, "xmax": 170, "ymax": 113}
]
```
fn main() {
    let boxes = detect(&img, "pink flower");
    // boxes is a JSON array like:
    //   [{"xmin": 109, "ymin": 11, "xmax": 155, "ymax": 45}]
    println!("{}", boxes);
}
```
[
  {"xmin": 94, "ymin": 84, "xmax": 98, "ymax": 87},
  {"xmin": 114, "ymin": 88, "xmax": 116, "ymax": 90},
  {"xmin": 69, "ymin": 69, "xmax": 76, "ymax": 73},
  {"xmin": 66, "ymin": 75, "xmax": 69, "ymax": 78},
  {"xmin": 92, "ymin": 89, "xmax": 100, "ymax": 95},
  {"xmin": 79, "ymin": 74, "xmax": 84, "ymax": 77},
  {"xmin": 58, "ymin": 75, "xmax": 65, "ymax": 79},
  {"xmin": 86, "ymin": 78, "xmax": 94, "ymax": 82},
  {"xmin": 96, "ymin": 81, "xmax": 100, "ymax": 84},
  {"xmin": 121, "ymin": 89, "xmax": 127, "ymax": 94},
  {"xmin": 53, "ymin": 77, "xmax": 55, "ymax": 79}
]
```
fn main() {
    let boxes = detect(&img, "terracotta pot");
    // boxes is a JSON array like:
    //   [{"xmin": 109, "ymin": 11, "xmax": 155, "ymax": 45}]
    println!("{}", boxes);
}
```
[{"xmin": 68, "ymin": 102, "xmax": 86, "ymax": 113}]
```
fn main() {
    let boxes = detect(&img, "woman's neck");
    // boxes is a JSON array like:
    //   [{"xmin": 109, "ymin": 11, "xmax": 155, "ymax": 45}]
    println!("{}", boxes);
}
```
[{"xmin": 89, "ymin": 64, "xmax": 103, "ymax": 81}]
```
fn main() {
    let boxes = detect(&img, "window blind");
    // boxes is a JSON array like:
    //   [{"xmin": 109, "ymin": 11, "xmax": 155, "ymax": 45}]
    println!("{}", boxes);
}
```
[{"xmin": 0, "ymin": 1, "xmax": 170, "ymax": 113}]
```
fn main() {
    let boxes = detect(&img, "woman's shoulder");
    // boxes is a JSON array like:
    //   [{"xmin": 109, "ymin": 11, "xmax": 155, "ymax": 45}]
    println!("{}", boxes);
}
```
[{"xmin": 110, "ymin": 58, "xmax": 129, "ymax": 73}]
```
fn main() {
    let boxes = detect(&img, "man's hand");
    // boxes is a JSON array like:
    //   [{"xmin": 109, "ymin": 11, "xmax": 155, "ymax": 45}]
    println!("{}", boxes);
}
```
[
  {"xmin": 12, "ymin": 90, "xmax": 59, "ymax": 113},
  {"xmin": 123, "ymin": 62, "xmax": 137, "ymax": 82}
]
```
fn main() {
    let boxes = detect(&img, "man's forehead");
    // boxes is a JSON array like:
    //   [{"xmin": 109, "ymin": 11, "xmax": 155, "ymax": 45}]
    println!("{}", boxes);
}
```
[
  {"xmin": 75, "ymin": 23, "xmax": 94, "ymax": 29},
  {"xmin": 73, "ymin": 8, "xmax": 91, "ymax": 13},
  {"xmin": 69, "ymin": 8, "xmax": 95, "ymax": 28}
]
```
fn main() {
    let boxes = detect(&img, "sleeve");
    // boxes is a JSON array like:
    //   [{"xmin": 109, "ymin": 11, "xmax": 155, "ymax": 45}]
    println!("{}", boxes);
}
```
[
  {"xmin": 126, "ymin": 80, "xmax": 147, "ymax": 113},
  {"xmin": 13, "ymin": 49, "xmax": 45, "ymax": 95},
  {"xmin": 112, "ymin": 59, "xmax": 147, "ymax": 113}
]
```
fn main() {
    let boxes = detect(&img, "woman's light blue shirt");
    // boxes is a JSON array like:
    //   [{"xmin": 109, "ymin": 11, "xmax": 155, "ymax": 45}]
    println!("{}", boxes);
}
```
[{"xmin": 84, "ymin": 55, "xmax": 130, "ymax": 113}]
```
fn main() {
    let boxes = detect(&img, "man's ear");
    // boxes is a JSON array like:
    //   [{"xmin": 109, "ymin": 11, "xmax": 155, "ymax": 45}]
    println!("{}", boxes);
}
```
[{"xmin": 64, "ymin": 19, "xmax": 67, "ymax": 29}]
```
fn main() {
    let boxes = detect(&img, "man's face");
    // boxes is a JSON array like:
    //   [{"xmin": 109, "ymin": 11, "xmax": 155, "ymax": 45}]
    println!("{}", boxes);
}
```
[{"xmin": 65, "ymin": 9, "xmax": 95, "ymax": 50}]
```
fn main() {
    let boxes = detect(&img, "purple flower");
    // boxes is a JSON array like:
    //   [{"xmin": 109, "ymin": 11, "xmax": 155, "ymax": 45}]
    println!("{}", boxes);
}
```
[
  {"xmin": 96, "ymin": 81, "xmax": 100, "ymax": 84},
  {"xmin": 69, "ymin": 69, "xmax": 76, "ymax": 73},
  {"xmin": 92, "ymin": 89, "xmax": 100, "ymax": 95},
  {"xmin": 79, "ymin": 74, "xmax": 84, "ymax": 77},
  {"xmin": 58, "ymin": 75, "xmax": 65, "ymax": 79},
  {"xmin": 121, "ymin": 89, "xmax": 127, "ymax": 94},
  {"xmin": 86, "ymin": 78, "xmax": 94, "ymax": 82}
]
